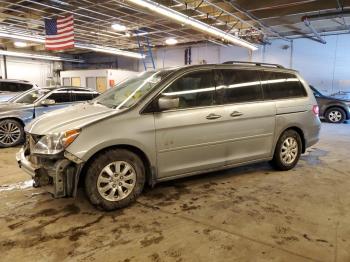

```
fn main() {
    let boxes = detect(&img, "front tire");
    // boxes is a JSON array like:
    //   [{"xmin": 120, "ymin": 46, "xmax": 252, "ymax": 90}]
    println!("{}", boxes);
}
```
[
  {"xmin": 325, "ymin": 108, "xmax": 346, "ymax": 123},
  {"xmin": 84, "ymin": 149, "xmax": 145, "ymax": 211},
  {"xmin": 271, "ymin": 130, "xmax": 302, "ymax": 171},
  {"xmin": 0, "ymin": 119, "xmax": 24, "ymax": 148}
]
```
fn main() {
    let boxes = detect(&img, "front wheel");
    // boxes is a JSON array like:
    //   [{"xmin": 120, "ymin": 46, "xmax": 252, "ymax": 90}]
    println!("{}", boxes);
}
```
[
  {"xmin": 325, "ymin": 108, "xmax": 346, "ymax": 123},
  {"xmin": 271, "ymin": 130, "xmax": 302, "ymax": 171},
  {"xmin": 0, "ymin": 119, "xmax": 24, "ymax": 148},
  {"xmin": 84, "ymin": 149, "xmax": 145, "ymax": 211}
]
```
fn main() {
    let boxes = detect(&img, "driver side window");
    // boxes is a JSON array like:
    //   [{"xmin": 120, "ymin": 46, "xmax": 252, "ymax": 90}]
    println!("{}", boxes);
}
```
[{"xmin": 162, "ymin": 70, "xmax": 215, "ymax": 109}]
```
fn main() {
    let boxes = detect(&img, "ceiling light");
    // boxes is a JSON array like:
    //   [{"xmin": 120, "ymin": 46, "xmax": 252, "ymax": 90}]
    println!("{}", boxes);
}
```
[
  {"xmin": 165, "ymin": 38, "xmax": 178, "ymax": 45},
  {"xmin": 111, "ymin": 23, "xmax": 127, "ymax": 31},
  {"xmin": 0, "ymin": 50, "xmax": 84, "ymax": 63},
  {"xmin": 124, "ymin": 0, "xmax": 258, "ymax": 50},
  {"xmin": 14, "ymin": 41, "xmax": 28, "ymax": 48}
]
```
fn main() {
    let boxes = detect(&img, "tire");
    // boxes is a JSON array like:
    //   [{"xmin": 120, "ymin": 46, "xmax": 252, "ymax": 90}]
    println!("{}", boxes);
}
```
[
  {"xmin": 271, "ymin": 129, "xmax": 302, "ymax": 171},
  {"xmin": 0, "ymin": 119, "xmax": 25, "ymax": 148},
  {"xmin": 325, "ymin": 107, "xmax": 346, "ymax": 124},
  {"xmin": 84, "ymin": 149, "xmax": 146, "ymax": 211}
]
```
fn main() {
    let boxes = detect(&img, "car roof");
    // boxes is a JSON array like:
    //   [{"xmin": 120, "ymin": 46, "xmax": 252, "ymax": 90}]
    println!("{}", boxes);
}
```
[
  {"xmin": 153, "ymin": 63, "xmax": 298, "ymax": 75},
  {"xmin": 0, "ymin": 79, "xmax": 34, "ymax": 84}
]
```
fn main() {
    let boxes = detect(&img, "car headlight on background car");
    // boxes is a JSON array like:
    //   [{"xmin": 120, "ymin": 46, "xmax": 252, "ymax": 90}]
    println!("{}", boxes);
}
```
[{"xmin": 32, "ymin": 129, "xmax": 81, "ymax": 155}]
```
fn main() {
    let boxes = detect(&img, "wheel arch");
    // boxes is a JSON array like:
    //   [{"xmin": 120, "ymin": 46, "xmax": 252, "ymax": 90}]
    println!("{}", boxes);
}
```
[
  {"xmin": 274, "ymin": 126, "xmax": 306, "ymax": 154},
  {"xmin": 79, "ymin": 144, "xmax": 154, "ymax": 188},
  {"xmin": 324, "ymin": 105, "xmax": 348, "ymax": 120},
  {"xmin": 0, "ymin": 117, "xmax": 25, "ymax": 127}
]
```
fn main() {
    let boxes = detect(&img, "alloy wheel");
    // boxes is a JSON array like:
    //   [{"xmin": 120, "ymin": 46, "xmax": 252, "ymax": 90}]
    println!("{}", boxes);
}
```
[
  {"xmin": 0, "ymin": 121, "xmax": 21, "ymax": 146},
  {"xmin": 97, "ymin": 161, "xmax": 136, "ymax": 201},
  {"xmin": 280, "ymin": 137, "xmax": 298, "ymax": 165},
  {"xmin": 328, "ymin": 110, "xmax": 342, "ymax": 123}
]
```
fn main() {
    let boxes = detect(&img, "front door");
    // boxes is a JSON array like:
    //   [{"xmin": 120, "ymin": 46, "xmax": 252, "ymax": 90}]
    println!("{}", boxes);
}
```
[
  {"xmin": 215, "ymin": 69, "xmax": 276, "ymax": 165},
  {"xmin": 154, "ymin": 69, "xmax": 227, "ymax": 178}
]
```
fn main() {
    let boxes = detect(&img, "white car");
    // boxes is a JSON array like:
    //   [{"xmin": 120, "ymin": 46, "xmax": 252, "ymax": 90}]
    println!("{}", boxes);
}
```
[{"xmin": 0, "ymin": 79, "xmax": 38, "ymax": 102}]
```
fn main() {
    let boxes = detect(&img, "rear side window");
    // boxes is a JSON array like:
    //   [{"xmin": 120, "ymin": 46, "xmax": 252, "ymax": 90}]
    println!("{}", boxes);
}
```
[
  {"xmin": 216, "ymin": 69, "xmax": 263, "ymax": 104},
  {"xmin": 163, "ymin": 70, "xmax": 215, "ymax": 109},
  {"xmin": 261, "ymin": 72, "xmax": 307, "ymax": 100}
]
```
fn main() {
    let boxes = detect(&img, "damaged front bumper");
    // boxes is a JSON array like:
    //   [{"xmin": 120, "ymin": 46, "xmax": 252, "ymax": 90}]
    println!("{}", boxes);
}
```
[{"xmin": 16, "ymin": 148, "xmax": 83, "ymax": 198}]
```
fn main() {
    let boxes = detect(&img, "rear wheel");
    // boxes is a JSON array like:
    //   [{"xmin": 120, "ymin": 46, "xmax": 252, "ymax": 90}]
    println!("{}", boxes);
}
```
[
  {"xmin": 325, "ymin": 108, "xmax": 346, "ymax": 123},
  {"xmin": 0, "ymin": 119, "xmax": 24, "ymax": 148},
  {"xmin": 271, "ymin": 129, "xmax": 302, "ymax": 171},
  {"xmin": 84, "ymin": 149, "xmax": 145, "ymax": 211}
]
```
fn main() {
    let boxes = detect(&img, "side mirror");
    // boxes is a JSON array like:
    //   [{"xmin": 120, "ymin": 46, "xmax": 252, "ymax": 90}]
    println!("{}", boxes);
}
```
[
  {"xmin": 41, "ymin": 99, "xmax": 56, "ymax": 106},
  {"xmin": 158, "ymin": 96, "xmax": 179, "ymax": 111}
]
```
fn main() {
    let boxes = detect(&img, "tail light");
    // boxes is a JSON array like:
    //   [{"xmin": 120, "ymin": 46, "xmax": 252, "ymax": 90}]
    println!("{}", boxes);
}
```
[{"xmin": 312, "ymin": 105, "xmax": 319, "ymax": 116}]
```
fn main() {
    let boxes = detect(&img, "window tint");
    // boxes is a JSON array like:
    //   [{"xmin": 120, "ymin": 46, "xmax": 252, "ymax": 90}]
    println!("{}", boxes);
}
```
[
  {"xmin": 0, "ymin": 82, "xmax": 32, "ymax": 92},
  {"xmin": 71, "ymin": 89, "xmax": 97, "ymax": 102},
  {"xmin": 162, "ymin": 70, "xmax": 214, "ymax": 109},
  {"xmin": 261, "ymin": 71, "xmax": 307, "ymax": 100},
  {"xmin": 47, "ymin": 90, "xmax": 72, "ymax": 103},
  {"xmin": 217, "ymin": 69, "xmax": 263, "ymax": 104}
]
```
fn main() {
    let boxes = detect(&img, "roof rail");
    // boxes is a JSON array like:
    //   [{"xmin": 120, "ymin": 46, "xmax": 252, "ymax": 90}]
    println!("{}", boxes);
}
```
[{"xmin": 222, "ymin": 61, "xmax": 285, "ymax": 69}]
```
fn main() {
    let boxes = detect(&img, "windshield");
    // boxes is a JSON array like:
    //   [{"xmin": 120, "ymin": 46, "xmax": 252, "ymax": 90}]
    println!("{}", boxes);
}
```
[
  {"xmin": 95, "ymin": 70, "xmax": 173, "ymax": 109},
  {"xmin": 10, "ymin": 89, "xmax": 51, "ymax": 104}
]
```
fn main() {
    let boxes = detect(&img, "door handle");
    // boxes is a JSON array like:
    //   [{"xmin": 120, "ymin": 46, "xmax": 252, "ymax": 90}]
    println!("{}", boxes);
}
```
[
  {"xmin": 206, "ymin": 113, "xmax": 222, "ymax": 120},
  {"xmin": 230, "ymin": 111, "xmax": 243, "ymax": 117}
]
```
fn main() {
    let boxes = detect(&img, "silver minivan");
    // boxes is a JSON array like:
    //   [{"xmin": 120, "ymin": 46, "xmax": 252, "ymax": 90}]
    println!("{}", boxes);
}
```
[{"xmin": 17, "ymin": 63, "xmax": 321, "ymax": 210}]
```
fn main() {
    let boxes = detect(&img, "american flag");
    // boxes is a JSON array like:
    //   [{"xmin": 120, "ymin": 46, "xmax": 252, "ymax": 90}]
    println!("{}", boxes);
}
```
[{"xmin": 45, "ymin": 15, "xmax": 74, "ymax": 50}]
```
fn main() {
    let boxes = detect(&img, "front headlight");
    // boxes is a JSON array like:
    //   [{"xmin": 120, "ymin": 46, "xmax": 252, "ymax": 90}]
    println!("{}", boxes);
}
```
[{"xmin": 32, "ymin": 129, "xmax": 80, "ymax": 155}]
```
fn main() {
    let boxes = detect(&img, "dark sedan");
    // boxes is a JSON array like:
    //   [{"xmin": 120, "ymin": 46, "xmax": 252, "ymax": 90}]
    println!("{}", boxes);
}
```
[
  {"xmin": 310, "ymin": 86, "xmax": 350, "ymax": 123},
  {"xmin": 0, "ymin": 87, "xmax": 99, "ymax": 147}
]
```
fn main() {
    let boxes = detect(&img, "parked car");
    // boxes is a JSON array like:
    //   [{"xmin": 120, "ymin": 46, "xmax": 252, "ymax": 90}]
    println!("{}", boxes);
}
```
[
  {"xmin": 0, "ymin": 79, "xmax": 38, "ymax": 102},
  {"xmin": 17, "ymin": 62, "xmax": 321, "ymax": 210},
  {"xmin": 310, "ymin": 86, "xmax": 350, "ymax": 123},
  {"xmin": 0, "ymin": 87, "xmax": 99, "ymax": 147}
]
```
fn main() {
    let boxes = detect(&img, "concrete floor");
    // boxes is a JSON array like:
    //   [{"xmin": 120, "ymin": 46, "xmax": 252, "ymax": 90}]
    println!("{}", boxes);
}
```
[{"xmin": 0, "ymin": 122, "xmax": 349, "ymax": 262}]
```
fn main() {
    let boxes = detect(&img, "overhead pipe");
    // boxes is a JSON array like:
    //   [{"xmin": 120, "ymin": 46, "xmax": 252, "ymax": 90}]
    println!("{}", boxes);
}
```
[{"xmin": 302, "ymin": 16, "xmax": 326, "ymax": 44}]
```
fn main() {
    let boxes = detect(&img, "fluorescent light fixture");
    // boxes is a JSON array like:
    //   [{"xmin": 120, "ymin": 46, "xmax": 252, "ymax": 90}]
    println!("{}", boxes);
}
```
[
  {"xmin": 75, "ymin": 43, "xmax": 144, "ymax": 59},
  {"xmin": 111, "ymin": 23, "xmax": 127, "ymax": 31},
  {"xmin": 0, "ymin": 32, "xmax": 45, "ymax": 43},
  {"xmin": 14, "ymin": 41, "xmax": 28, "ymax": 48},
  {"xmin": 124, "ymin": 0, "xmax": 258, "ymax": 50},
  {"xmin": 0, "ymin": 50, "xmax": 84, "ymax": 63},
  {"xmin": 0, "ymin": 31, "xmax": 144, "ymax": 59},
  {"xmin": 165, "ymin": 38, "xmax": 178, "ymax": 45}
]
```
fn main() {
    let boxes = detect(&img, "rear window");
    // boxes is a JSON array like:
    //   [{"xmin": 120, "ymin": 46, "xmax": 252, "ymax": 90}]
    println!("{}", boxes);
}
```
[
  {"xmin": 216, "ymin": 69, "xmax": 263, "ymax": 104},
  {"xmin": 0, "ymin": 82, "xmax": 32, "ymax": 92},
  {"xmin": 261, "ymin": 71, "xmax": 307, "ymax": 100}
]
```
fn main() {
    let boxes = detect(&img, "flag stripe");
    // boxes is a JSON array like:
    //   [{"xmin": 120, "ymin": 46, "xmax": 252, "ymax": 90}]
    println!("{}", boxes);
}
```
[
  {"xmin": 58, "ymin": 26, "xmax": 74, "ymax": 34},
  {"xmin": 57, "ymin": 15, "xmax": 74, "ymax": 23},
  {"xmin": 46, "ymin": 41, "xmax": 75, "ymax": 48},
  {"xmin": 46, "ymin": 44, "xmax": 75, "ymax": 50},
  {"xmin": 46, "ymin": 36, "xmax": 74, "ymax": 44},
  {"xmin": 46, "ymin": 31, "xmax": 74, "ymax": 39},
  {"xmin": 57, "ymin": 20, "xmax": 73, "ymax": 29},
  {"xmin": 45, "ymin": 15, "xmax": 74, "ymax": 50}
]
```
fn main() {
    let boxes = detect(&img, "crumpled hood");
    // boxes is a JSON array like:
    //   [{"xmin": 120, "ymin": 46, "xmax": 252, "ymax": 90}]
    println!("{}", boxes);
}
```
[{"xmin": 26, "ymin": 102, "xmax": 118, "ymax": 135}]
